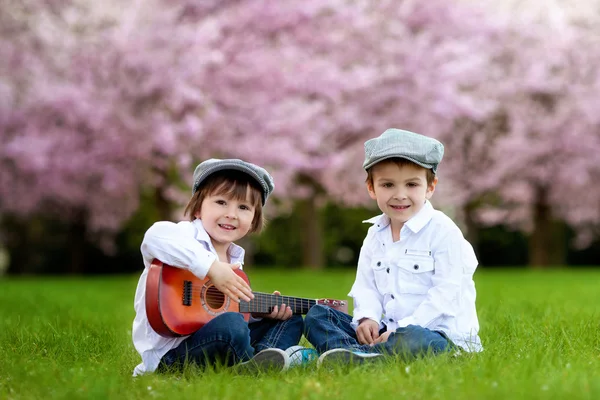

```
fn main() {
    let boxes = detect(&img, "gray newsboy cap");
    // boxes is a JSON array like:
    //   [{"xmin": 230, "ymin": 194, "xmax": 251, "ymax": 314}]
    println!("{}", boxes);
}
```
[
  {"xmin": 192, "ymin": 158, "xmax": 275, "ymax": 205},
  {"xmin": 363, "ymin": 128, "xmax": 444, "ymax": 174}
]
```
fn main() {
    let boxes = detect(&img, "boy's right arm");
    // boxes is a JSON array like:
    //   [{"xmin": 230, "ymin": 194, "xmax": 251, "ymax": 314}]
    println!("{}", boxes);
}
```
[
  {"xmin": 141, "ymin": 221, "xmax": 215, "ymax": 278},
  {"xmin": 141, "ymin": 221, "xmax": 253, "ymax": 302}
]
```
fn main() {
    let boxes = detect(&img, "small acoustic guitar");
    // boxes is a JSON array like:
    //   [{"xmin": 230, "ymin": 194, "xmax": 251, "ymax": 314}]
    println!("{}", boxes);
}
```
[{"xmin": 145, "ymin": 259, "xmax": 349, "ymax": 337}]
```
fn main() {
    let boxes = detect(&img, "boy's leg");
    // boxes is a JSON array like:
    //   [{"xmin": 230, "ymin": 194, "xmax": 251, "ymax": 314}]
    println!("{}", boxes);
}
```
[
  {"xmin": 249, "ymin": 314, "xmax": 304, "ymax": 352},
  {"xmin": 304, "ymin": 304, "xmax": 371, "ymax": 354},
  {"xmin": 375, "ymin": 324, "xmax": 454, "ymax": 359},
  {"xmin": 158, "ymin": 312, "xmax": 252, "ymax": 371},
  {"xmin": 228, "ymin": 315, "xmax": 304, "ymax": 373}
]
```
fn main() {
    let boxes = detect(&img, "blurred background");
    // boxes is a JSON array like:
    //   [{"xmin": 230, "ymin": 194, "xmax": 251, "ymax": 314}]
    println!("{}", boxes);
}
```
[{"xmin": 1, "ymin": 0, "xmax": 599, "ymax": 276}]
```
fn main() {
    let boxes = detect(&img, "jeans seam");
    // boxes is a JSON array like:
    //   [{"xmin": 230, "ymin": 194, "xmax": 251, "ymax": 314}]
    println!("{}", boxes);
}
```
[{"xmin": 270, "ymin": 319, "xmax": 288, "ymax": 348}]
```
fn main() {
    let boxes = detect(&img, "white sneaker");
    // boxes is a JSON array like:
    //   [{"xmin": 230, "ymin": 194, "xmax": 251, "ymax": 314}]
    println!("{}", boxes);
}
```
[
  {"xmin": 235, "ymin": 348, "xmax": 290, "ymax": 374},
  {"xmin": 285, "ymin": 346, "xmax": 319, "ymax": 367},
  {"xmin": 317, "ymin": 348, "xmax": 384, "ymax": 368}
]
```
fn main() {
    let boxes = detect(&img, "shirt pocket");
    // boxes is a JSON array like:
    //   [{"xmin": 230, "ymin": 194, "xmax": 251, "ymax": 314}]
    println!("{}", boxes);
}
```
[
  {"xmin": 396, "ymin": 256, "xmax": 435, "ymax": 294},
  {"xmin": 372, "ymin": 259, "xmax": 391, "ymax": 294}
]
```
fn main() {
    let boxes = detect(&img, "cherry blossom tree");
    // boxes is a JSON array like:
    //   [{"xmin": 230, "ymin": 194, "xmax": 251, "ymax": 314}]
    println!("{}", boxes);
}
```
[{"xmin": 436, "ymin": 4, "xmax": 600, "ymax": 266}]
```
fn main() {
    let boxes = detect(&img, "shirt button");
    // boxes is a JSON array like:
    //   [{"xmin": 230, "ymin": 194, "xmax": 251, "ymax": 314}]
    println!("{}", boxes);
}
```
[
  {"xmin": 391, "ymin": 295, "xmax": 395, "ymax": 299},
  {"xmin": 386, "ymin": 268, "xmax": 390, "ymax": 273},
  {"xmin": 414, "ymin": 264, "xmax": 419, "ymax": 270},
  {"xmin": 389, "ymin": 318, "xmax": 394, "ymax": 322},
  {"xmin": 377, "ymin": 261, "xmax": 381, "ymax": 266}
]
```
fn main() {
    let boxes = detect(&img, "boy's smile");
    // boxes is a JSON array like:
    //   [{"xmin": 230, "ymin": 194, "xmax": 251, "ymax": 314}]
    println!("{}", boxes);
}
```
[
  {"xmin": 194, "ymin": 191, "xmax": 256, "ymax": 256},
  {"xmin": 367, "ymin": 161, "xmax": 437, "ymax": 240}
]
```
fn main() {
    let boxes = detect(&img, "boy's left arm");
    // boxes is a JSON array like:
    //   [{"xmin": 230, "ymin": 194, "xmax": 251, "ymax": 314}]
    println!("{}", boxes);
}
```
[{"xmin": 396, "ymin": 230, "xmax": 477, "ymax": 329}]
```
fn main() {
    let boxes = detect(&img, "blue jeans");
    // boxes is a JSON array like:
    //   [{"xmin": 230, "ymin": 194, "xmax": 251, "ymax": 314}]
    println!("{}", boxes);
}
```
[
  {"xmin": 304, "ymin": 305, "xmax": 453, "ymax": 358},
  {"xmin": 158, "ymin": 312, "xmax": 303, "ymax": 370}
]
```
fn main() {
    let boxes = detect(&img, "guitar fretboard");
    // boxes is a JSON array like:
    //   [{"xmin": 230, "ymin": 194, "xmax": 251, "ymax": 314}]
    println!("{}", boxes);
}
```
[{"xmin": 239, "ymin": 292, "xmax": 317, "ymax": 314}]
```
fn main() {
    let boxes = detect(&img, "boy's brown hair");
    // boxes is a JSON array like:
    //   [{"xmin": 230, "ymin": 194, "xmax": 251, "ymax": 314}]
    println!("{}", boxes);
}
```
[
  {"xmin": 366, "ymin": 157, "xmax": 436, "ymax": 188},
  {"xmin": 184, "ymin": 170, "xmax": 265, "ymax": 233}
]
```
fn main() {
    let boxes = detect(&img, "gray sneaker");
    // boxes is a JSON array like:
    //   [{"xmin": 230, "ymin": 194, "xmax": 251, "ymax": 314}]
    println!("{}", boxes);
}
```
[
  {"xmin": 317, "ymin": 348, "xmax": 384, "ymax": 368},
  {"xmin": 234, "ymin": 348, "xmax": 291, "ymax": 374}
]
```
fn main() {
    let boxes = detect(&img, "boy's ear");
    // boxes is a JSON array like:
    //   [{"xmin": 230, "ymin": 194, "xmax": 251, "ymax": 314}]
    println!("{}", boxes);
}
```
[
  {"xmin": 366, "ymin": 181, "xmax": 377, "ymax": 200},
  {"xmin": 425, "ymin": 177, "xmax": 438, "ymax": 199}
]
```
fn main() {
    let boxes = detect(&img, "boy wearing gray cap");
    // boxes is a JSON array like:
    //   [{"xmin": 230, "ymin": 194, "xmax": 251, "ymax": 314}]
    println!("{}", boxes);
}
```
[
  {"xmin": 304, "ymin": 129, "xmax": 482, "ymax": 367},
  {"xmin": 132, "ymin": 159, "xmax": 310, "ymax": 375}
]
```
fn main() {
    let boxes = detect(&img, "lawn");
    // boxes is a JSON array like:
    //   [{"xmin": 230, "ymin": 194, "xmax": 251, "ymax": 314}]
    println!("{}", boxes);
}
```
[{"xmin": 0, "ymin": 268, "xmax": 599, "ymax": 400}]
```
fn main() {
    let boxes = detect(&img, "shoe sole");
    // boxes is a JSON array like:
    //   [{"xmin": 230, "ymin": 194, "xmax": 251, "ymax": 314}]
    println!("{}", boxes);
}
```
[
  {"xmin": 235, "ymin": 349, "xmax": 290, "ymax": 374},
  {"xmin": 317, "ymin": 349, "xmax": 383, "ymax": 368}
]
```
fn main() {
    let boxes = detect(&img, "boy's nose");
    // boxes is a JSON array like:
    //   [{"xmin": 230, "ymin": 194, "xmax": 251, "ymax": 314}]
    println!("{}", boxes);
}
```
[
  {"xmin": 394, "ymin": 190, "xmax": 407, "ymax": 200},
  {"xmin": 225, "ymin": 207, "xmax": 238, "ymax": 219}
]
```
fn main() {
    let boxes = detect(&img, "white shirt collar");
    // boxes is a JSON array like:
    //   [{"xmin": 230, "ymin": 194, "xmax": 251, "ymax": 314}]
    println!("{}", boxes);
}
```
[
  {"xmin": 404, "ymin": 200, "xmax": 435, "ymax": 233},
  {"xmin": 191, "ymin": 219, "xmax": 245, "ymax": 261},
  {"xmin": 362, "ymin": 200, "xmax": 434, "ymax": 234}
]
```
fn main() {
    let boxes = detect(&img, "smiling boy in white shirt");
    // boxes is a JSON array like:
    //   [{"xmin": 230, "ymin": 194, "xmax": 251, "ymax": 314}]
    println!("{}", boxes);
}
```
[{"xmin": 304, "ymin": 128, "xmax": 483, "ymax": 366}]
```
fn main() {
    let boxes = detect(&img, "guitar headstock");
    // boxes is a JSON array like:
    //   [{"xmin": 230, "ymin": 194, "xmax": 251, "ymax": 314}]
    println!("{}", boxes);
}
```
[{"xmin": 316, "ymin": 298, "xmax": 349, "ymax": 314}]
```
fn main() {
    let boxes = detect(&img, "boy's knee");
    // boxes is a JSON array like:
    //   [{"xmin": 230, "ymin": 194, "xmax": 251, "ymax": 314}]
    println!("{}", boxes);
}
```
[
  {"xmin": 306, "ymin": 304, "xmax": 329, "ymax": 321},
  {"xmin": 392, "ymin": 325, "xmax": 451, "ymax": 356},
  {"xmin": 217, "ymin": 312, "xmax": 251, "ymax": 341}
]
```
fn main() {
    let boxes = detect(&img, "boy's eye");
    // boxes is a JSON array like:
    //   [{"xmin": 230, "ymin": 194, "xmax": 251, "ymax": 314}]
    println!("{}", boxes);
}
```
[
  {"xmin": 239, "ymin": 204, "xmax": 252, "ymax": 211},
  {"xmin": 215, "ymin": 200, "xmax": 226, "ymax": 205},
  {"xmin": 407, "ymin": 182, "xmax": 418, "ymax": 187},
  {"xmin": 381, "ymin": 182, "xmax": 393, "ymax": 188}
]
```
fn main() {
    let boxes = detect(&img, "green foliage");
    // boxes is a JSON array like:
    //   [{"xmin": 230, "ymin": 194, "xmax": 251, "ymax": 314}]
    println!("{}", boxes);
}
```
[
  {"xmin": 252, "ymin": 202, "xmax": 377, "ymax": 268},
  {"xmin": 0, "ymin": 269, "xmax": 599, "ymax": 399}
]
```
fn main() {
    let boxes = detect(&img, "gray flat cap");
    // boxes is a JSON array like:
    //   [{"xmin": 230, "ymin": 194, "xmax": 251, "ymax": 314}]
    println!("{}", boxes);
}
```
[
  {"xmin": 363, "ymin": 128, "xmax": 444, "ymax": 173},
  {"xmin": 192, "ymin": 158, "xmax": 275, "ymax": 205}
]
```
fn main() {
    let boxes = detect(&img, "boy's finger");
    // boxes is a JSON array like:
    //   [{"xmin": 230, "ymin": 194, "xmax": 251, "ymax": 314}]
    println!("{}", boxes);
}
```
[
  {"xmin": 371, "ymin": 326, "xmax": 380, "ymax": 340},
  {"xmin": 224, "ymin": 288, "xmax": 240, "ymax": 303},
  {"xmin": 359, "ymin": 328, "xmax": 372, "ymax": 344},
  {"xmin": 233, "ymin": 285, "xmax": 251, "ymax": 302},
  {"xmin": 236, "ymin": 281, "xmax": 254, "ymax": 300}
]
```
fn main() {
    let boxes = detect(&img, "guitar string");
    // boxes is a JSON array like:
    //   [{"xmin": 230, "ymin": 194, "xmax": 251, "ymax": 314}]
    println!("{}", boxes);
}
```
[
  {"xmin": 189, "ymin": 292, "xmax": 318, "ymax": 306},
  {"xmin": 182, "ymin": 289, "xmax": 322, "ymax": 310},
  {"xmin": 187, "ymin": 288, "xmax": 318, "ymax": 302}
]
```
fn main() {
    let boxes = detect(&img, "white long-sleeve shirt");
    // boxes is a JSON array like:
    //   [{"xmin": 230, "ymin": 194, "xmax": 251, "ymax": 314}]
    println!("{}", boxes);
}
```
[
  {"xmin": 348, "ymin": 201, "xmax": 483, "ymax": 352},
  {"xmin": 131, "ymin": 219, "xmax": 245, "ymax": 376}
]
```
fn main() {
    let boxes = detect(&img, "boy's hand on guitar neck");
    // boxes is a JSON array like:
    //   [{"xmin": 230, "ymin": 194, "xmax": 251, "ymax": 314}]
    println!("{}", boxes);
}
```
[
  {"xmin": 206, "ymin": 260, "xmax": 254, "ymax": 303},
  {"xmin": 252, "ymin": 291, "xmax": 293, "ymax": 321}
]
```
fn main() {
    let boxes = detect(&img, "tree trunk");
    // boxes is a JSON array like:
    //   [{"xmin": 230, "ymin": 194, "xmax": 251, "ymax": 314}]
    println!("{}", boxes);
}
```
[
  {"xmin": 4, "ymin": 223, "xmax": 31, "ymax": 275},
  {"xmin": 529, "ymin": 186, "xmax": 566, "ymax": 268},
  {"xmin": 3, "ymin": 217, "xmax": 41, "ymax": 275},
  {"xmin": 298, "ymin": 194, "xmax": 324, "ymax": 269},
  {"xmin": 68, "ymin": 210, "xmax": 87, "ymax": 275},
  {"xmin": 462, "ymin": 202, "xmax": 480, "ymax": 258}
]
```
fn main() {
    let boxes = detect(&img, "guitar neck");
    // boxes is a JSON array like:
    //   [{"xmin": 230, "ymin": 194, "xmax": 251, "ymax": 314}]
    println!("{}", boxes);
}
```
[{"xmin": 240, "ymin": 292, "xmax": 316, "ymax": 315}]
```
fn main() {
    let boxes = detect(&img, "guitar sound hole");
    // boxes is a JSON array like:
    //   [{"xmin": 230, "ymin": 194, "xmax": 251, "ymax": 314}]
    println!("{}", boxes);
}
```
[{"xmin": 205, "ymin": 286, "xmax": 225, "ymax": 309}]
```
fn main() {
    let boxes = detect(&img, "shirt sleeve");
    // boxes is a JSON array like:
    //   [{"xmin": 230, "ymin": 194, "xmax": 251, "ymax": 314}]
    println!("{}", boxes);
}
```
[
  {"xmin": 140, "ymin": 221, "xmax": 217, "ymax": 279},
  {"xmin": 396, "ymin": 229, "xmax": 477, "ymax": 329},
  {"xmin": 348, "ymin": 234, "xmax": 384, "ymax": 328}
]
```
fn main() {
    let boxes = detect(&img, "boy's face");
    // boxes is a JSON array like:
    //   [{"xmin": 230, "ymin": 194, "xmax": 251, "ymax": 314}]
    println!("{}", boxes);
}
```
[
  {"xmin": 367, "ymin": 161, "xmax": 437, "ymax": 233},
  {"xmin": 194, "ymin": 187, "xmax": 256, "ymax": 250}
]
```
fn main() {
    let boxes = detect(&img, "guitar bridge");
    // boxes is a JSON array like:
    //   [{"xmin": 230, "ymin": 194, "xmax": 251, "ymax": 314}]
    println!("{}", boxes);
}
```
[{"xmin": 182, "ymin": 280, "xmax": 192, "ymax": 306}]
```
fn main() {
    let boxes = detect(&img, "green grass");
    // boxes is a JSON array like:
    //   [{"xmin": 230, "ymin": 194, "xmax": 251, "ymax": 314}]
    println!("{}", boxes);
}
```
[{"xmin": 1, "ymin": 268, "xmax": 599, "ymax": 399}]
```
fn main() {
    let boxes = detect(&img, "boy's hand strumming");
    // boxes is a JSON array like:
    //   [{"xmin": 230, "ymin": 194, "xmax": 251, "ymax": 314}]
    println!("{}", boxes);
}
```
[
  {"xmin": 357, "ymin": 318, "xmax": 380, "ymax": 345},
  {"xmin": 206, "ymin": 260, "xmax": 254, "ymax": 303}
]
